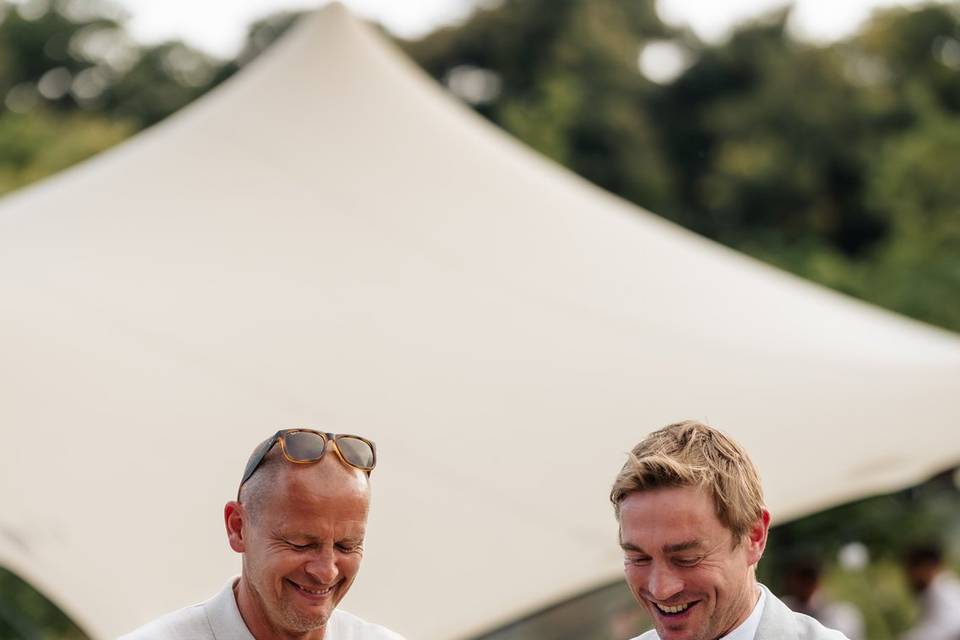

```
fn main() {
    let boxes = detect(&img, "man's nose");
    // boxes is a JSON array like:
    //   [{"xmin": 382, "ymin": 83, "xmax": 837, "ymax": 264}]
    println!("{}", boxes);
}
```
[
  {"xmin": 304, "ymin": 548, "xmax": 339, "ymax": 584},
  {"xmin": 647, "ymin": 563, "xmax": 683, "ymax": 601}
]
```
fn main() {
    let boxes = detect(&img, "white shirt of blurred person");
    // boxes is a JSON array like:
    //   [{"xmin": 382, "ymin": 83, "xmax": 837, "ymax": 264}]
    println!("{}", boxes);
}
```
[
  {"xmin": 610, "ymin": 420, "xmax": 849, "ymax": 640},
  {"xmin": 900, "ymin": 544, "xmax": 960, "ymax": 640},
  {"xmin": 780, "ymin": 560, "xmax": 865, "ymax": 640},
  {"xmin": 120, "ymin": 429, "xmax": 404, "ymax": 640}
]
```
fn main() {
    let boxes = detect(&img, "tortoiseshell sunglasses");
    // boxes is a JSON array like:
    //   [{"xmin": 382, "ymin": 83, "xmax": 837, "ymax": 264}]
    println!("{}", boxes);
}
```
[{"xmin": 237, "ymin": 429, "xmax": 377, "ymax": 498}]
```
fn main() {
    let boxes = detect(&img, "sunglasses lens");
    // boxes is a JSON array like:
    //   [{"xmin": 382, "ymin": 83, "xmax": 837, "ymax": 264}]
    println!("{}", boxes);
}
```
[
  {"xmin": 283, "ymin": 430, "xmax": 327, "ymax": 461},
  {"xmin": 336, "ymin": 436, "xmax": 376, "ymax": 470}
]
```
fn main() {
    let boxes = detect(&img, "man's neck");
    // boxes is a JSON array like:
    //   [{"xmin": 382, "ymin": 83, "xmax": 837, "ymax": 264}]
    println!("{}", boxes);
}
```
[{"xmin": 714, "ymin": 581, "xmax": 762, "ymax": 640}]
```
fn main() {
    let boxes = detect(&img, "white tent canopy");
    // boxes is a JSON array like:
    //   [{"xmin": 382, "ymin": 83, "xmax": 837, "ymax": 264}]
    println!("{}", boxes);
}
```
[{"xmin": 1, "ymin": 4, "xmax": 958, "ymax": 638}]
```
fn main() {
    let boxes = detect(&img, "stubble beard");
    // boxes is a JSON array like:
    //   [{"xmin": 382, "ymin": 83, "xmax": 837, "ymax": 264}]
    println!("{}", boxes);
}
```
[
  {"xmin": 276, "ymin": 599, "xmax": 330, "ymax": 634},
  {"xmin": 248, "ymin": 574, "xmax": 331, "ymax": 635}
]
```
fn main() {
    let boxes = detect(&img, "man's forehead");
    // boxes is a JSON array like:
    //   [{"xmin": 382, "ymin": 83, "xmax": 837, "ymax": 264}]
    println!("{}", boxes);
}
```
[
  {"xmin": 619, "ymin": 485, "xmax": 717, "ymax": 522},
  {"xmin": 252, "ymin": 460, "xmax": 370, "ymax": 520},
  {"xmin": 275, "ymin": 478, "xmax": 371, "ymax": 519},
  {"xmin": 274, "ymin": 455, "xmax": 369, "ymax": 495},
  {"xmin": 618, "ymin": 488, "xmax": 727, "ymax": 548},
  {"xmin": 274, "ymin": 516, "xmax": 368, "ymax": 537},
  {"xmin": 267, "ymin": 492, "xmax": 370, "ymax": 534}
]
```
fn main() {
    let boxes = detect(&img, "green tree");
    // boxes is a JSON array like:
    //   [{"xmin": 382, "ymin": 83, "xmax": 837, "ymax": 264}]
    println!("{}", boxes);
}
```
[
  {"xmin": 854, "ymin": 4, "xmax": 960, "ymax": 116},
  {"xmin": 860, "ymin": 114, "xmax": 960, "ymax": 330},
  {"xmin": 0, "ymin": 566, "xmax": 89, "ymax": 639},
  {"xmin": 0, "ymin": 0, "xmax": 125, "ymax": 111},
  {"xmin": 0, "ymin": 107, "xmax": 133, "ymax": 195},
  {"xmin": 0, "ymin": 0, "xmax": 233, "ymax": 198},
  {"xmin": 652, "ymin": 12, "xmax": 887, "ymax": 255},
  {"xmin": 100, "ymin": 40, "xmax": 223, "ymax": 127}
]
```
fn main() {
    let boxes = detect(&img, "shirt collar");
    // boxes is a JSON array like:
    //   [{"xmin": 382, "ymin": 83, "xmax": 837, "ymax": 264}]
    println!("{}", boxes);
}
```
[
  {"xmin": 719, "ymin": 585, "xmax": 766, "ymax": 640},
  {"xmin": 205, "ymin": 578, "xmax": 256, "ymax": 640}
]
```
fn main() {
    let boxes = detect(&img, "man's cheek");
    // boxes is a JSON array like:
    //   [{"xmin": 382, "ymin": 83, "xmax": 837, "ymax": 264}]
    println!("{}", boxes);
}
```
[{"xmin": 623, "ymin": 568, "xmax": 649, "ymax": 598}]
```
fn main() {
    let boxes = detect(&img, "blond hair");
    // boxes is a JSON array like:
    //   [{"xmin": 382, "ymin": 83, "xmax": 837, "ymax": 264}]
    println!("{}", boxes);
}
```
[{"xmin": 610, "ymin": 420, "xmax": 765, "ymax": 542}]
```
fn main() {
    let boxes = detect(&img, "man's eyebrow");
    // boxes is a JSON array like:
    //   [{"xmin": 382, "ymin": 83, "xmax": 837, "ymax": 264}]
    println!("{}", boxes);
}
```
[
  {"xmin": 663, "ymin": 540, "xmax": 704, "ymax": 553},
  {"xmin": 273, "ymin": 530, "xmax": 319, "ymax": 543},
  {"xmin": 620, "ymin": 540, "xmax": 705, "ymax": 553}
]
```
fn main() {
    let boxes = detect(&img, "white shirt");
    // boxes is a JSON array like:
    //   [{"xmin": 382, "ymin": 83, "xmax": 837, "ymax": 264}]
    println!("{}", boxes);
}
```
[
  {"xmin": 119, "ymin": 578, "xmax": 405, "ymax": 640},
  {"xmin": 901, "ymin": 571, "xmax": 960, "ymax": 640}
]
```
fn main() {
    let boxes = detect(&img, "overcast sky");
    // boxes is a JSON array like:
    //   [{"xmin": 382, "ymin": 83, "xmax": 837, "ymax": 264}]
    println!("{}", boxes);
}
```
[{"xmin": 112, "ymin": 0, "xmax": 934, "ymax": 58}]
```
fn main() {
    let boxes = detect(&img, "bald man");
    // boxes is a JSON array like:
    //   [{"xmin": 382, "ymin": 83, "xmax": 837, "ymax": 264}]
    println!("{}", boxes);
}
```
[{"xmin": 121, "ymin": 429, "xmax": 404, "ymax": 640}]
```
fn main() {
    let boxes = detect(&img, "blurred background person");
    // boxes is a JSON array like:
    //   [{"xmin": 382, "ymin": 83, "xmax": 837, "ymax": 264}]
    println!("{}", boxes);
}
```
[
  {"xmin": 780, "ymin": 558, "xmax": 865, "ymax": 640},
  {"xmin": 900, "ymin": 543, "xmax": 960, "ymax": 640}
]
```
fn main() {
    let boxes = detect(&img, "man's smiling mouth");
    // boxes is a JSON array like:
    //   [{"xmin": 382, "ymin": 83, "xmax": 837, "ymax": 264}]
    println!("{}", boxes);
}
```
[
  {"xmin": 653, "ymin": 600, "xmax": 697, "ymax": 616},
  {"xmin": 288, "ymin": 579, "xmax": 336, "ymax": 598}
]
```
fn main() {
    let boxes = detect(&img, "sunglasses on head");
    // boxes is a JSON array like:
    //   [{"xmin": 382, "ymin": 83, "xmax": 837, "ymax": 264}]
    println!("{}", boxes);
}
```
[{"xmin": 238, "ymin": 429, "xmax": 377, "ymax": 499}]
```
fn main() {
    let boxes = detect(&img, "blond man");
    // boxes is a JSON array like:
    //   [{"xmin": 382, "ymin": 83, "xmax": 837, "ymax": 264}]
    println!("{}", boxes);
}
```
[{"xmin": 611, "ymin": 420, "xmax": 848, "ymax": 640}]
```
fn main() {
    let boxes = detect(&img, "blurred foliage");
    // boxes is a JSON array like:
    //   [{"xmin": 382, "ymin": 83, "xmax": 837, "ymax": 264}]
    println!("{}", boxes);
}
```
[
  {"xmin": 0, "ymin": 107, "xmax": 133, "ymax": 193},
  {"xmin": 0, "ymin": 0, "xmax": 235, "ymax": 197},
  {"xmin": 0, "ymin": 566, "xmax": 88, "ymax": 639},
  {"xmin": 0, "ymin": 0, "xmax": 232, "ymax": 126},
  {"xmin": 234, "ymin": 9, "xmax": 302, "ymax": 66}
]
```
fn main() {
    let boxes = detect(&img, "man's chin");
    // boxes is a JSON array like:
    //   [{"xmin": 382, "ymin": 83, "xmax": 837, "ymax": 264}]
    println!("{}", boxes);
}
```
[
  {"xmin": 276, "ymin": 590, "xmax": 335, "ymax": 632},
  {"xmin": 652, "ymin": 626, "xmax": 698, "ymax": 640},
  {"xmin": 277, "ymin": 606, "xmax": 331, "ymax": 634}
]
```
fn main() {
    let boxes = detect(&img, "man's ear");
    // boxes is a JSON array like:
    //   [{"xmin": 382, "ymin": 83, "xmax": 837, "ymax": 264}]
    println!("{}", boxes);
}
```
[
  {"xmin": 746, "ymin": 508, "xmax": 771, "ymax": 566},
  {"xmin": 224, "ymin": 501, "xmax": 247, "ymax": 554}
]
